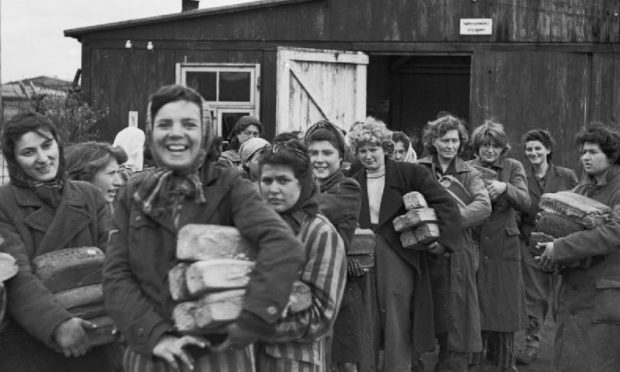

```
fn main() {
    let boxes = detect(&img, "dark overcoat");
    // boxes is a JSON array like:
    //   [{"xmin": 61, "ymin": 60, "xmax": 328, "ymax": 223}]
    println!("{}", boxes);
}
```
[
  {"xmin": 0, "ymin": 180, "xmax": 119, "ymax": 371},
  {"xmin": 467, "ymin": 157, "xmax": 531, "ymax": 332}
]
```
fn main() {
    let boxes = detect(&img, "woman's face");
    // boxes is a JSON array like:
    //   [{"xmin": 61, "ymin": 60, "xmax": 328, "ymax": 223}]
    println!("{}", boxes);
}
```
[
  {"xmin": 92, "ymin": 158, "xmax": 123, "ymax": 203},
  {"xmin": 393, "ymin": 141, "xmax": 407, "ymax": 162},
  {"xmin": 581, "ymin": 142, "xmax": 611, "ymax": 178},
  {"xmin": 358, "ymin": 143, "xmax": 386, "ymax": 171},
  {"xmin": 152, "ymin": 100, "xmax": 202, "ymax": 171},
  {"xmin": 478, "ymin": 140, "xmax": 504, "ymax": 165},
  {"xmin": 260, "ymin": 164, "xmax": 301, "ymax": 213},
  {"xmin": 433, "ymin": 129, "xmax": 461, "ymax": 162},
  {"xmin": 237, "ymin": 124, "xmax": 260, "ymax": 145},
  {"xmin": 524, "ymin": 140, "xmax": 550, "ymax": 167},
  {"xmin": 308, "ymin": 140, "xmax": 341, "ymax": 179},
  {"xmin": 14, "ymin": 130, "xmax": 59, "ymax": 182}
]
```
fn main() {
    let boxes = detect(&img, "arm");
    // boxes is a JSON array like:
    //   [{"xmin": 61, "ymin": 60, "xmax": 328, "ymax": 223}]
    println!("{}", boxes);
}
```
[
  {"xmin": 460, "ymin": 169, "xmax": 492, "ymax": 228},
  {"xmin": 262, "ymin": 220, "xmax": 347, "ymax": 343},
  {"xmin": 317, "ymin": 178, "xmax": 362, "ymax": 251},
  {"xmin": 102, "ymin": 186, "xmax": 172, "ymax": 355},
  {"xmin": 502, "ymin": 160, "xmax": 531, "ymax": 213}
]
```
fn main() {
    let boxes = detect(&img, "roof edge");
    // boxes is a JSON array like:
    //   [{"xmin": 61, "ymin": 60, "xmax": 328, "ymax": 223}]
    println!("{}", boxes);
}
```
[{"xmin": 64, "ymin": 0, "xmax": 320, "ymax": 40}]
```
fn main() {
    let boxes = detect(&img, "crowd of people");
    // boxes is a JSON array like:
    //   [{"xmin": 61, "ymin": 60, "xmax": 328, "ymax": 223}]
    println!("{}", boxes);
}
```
[{"xmin": 0, "ymin": 83, "xmax": 619, "ymax": 372}]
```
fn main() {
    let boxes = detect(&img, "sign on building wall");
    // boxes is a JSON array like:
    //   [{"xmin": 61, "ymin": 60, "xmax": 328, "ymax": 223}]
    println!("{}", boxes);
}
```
[
  {"xmin": 128, "ymin": 111, "xmax": 139, "ymax": 127},
  {"xmin": 459, "ymin": 18, "xmax": 493, "ymax": 35}
]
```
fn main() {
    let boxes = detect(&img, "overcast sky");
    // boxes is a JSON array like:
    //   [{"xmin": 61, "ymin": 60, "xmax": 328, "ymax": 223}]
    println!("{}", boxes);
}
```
[{"xmin": 1, "ymin": 0, "xmax": 253, "ymax": 83}]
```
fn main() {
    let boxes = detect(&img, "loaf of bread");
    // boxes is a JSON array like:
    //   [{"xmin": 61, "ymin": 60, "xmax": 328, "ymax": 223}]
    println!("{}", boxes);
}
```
[
  {"xmin": 54, "ymin": 284, "xmax": 103, "ymax": 310},
  {"xmin": 32, "ymin": 247, "xmax": 104, "ymax": 293},
  {"xmin": 402, "ymin": 192, "xmax": 428, "ymax": 210},
  {"xmin": 185, "ymin": 259, "xmax": 255, "ymax": 296},
  {"xmin": 535, "ymin": 212, "xmax": 585, "ymax": 238},
  {"xmin": 177, "ymin": 224, "xmax": 257, "ymax": 261},
  {"xmin": 469, "ymin": 164, "xmax": 498, "ymax": 182},
  {"xmin": 400, "ymin": 223, "xmax": 440, "ymax": 250},
  {"xmin": 392, "ymin": 208, "xmax": 438, "ymax": 232},
  {"xmin": 539, "ymin": 191, "xmax": 611, "ymax": 228},
  {"xmin": 169, "ymin": 263, "xmax": 190, "ymax": 301},
  {"xmin": 348, "ymin": 228, "xmax": 375, "ymax": 270},
  {"xmin": 0, "ymin": 252, "xmax": 18, "ymax": 282}
]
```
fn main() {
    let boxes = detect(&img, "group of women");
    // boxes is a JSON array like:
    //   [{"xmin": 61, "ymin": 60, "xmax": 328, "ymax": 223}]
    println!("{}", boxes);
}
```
[{"xmin": 1, "ymin": 83, "xmax": 620, "ymax": 372}]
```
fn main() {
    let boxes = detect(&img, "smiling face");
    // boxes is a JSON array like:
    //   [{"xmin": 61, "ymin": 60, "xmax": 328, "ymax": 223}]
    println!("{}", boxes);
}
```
[
  {"xmin": 357, "ymin": 143, "xmax": 386, "ymax": 171},
  {"xmin": 237, "ymin": 124, "xmax": 260, "ymax": 146},
  {"xmin": 478, "ymin": 140, "xmax": 504, "ymax": 165},
  {"xmin": 14, "ymin": 130, "xmax": 59, "ymax": 182},
  {"xmin": 259, "ymin": 164, "xmax": 301, "ymax": 213},
  {"xmin": 308, "ymin": 140, "xmax": 341, "ymax": 180},
  {"xmin": 581, "ymin": 142, "xmax": 611, "ymax": 178},
  {"xmin": 524, "ymin": 140, "xmax": 551, "ymax": 167},
  {"xmin": 92, "ymin": 158, "xmax": 123, "ymax": 203},
  {"xmin": 433, "ymin": 129, "xmax": 461, "ymax": 162},
  {"xmin": 151, "ymin": 100, "xmax": 203, "ymax": 171}
]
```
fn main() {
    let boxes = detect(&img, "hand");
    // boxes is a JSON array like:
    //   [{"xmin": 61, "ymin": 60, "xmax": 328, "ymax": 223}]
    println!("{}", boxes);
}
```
[
  {"xmin": 210, "ymin": 322, "xmax": 260, "ymax": 354},
  {"xmin": 427, "ymin": 241, "xmax": 448, "ymax": 257},
  {"xmin": 153, "ymin": 334, "xmax": 208, "ymax": 371},
  {"xmin": 486, "ymin": 181, "xmax": 507, "ymax": 200},
  {"xmin": 535, "ymin": 242, "xmax": 557, "ymax": 273},
  {"xmin": 53, "ymin": 317, "xmax": 96, "ymax": 357},
  {"xmin": 347, "ymin": 258, "xmax": 367, "ymax": 277}
]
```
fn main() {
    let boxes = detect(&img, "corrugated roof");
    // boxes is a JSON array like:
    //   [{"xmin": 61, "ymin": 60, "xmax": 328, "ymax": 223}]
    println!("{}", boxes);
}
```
[{"xmin": 65, "ymin": 0, "xmax": 319, "ymax": 39}]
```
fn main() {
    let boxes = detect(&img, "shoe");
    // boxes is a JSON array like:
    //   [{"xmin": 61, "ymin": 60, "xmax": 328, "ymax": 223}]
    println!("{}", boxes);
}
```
[{"xmin": 516, "ymin": 345, "xmax": 538, "ymax": 365}]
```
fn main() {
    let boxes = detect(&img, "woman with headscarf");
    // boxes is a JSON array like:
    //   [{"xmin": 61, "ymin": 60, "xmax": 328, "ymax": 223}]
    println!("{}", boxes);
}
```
[
  {"xmin": 391, "ymin": 131, "xmax": 417, "ymax": 163},
  {"xmin": 348, "ymin": 121, "xmax": 464, "ymax": 372},
  {"xmin": 0, "ymin": 112, "xmax": 122, "ymax": 371},
  {"xmin": 238, "ymin": 137, "xmax": 270, "ymax": 187},
  {"xmin": 113, "ymin": 127, "xmax": 146, "ymax": 181},
  {"xmin": 255, "ymin": 139, "xmax": 347, "ymax": 372},
  {"xmin": 467, "ymin": 120, "xmax": 530, "ymax": 372},
  {"xmin": 538, "ymin": 123, "xmax": 620, "ymax": 372},
  {"xmin": 516, "ymin": 129, "xmax": 578, "ymax": 365},
  {"xmin": 417, "ymin": 114, "xmax": 490, "ymax": 372},
  {"xmin": 219, "ymin": 115, "xmax": 263, "ymax": 168},
  {"xmin": 102, "ymin": 85, "xmax": 304, "ymax": 372}
]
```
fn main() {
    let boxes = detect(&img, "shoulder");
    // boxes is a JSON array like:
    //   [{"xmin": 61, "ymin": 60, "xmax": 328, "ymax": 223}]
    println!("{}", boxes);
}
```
[
  {"xmin": 503, "ymin": 158, "xmax": 526, "ymax": 173},
  {"xmin": 65, "ymin": 180, "xmax": 103, "ymax": 199},
  {"xmin": 0, "ymin": 184, "xmax": 15, "ymax": 200},
  {"xmin": 553, "ymin": 165, "xmax": 577, "ymax": 178},
  {"xmin": 338, "ymin": 176, "xmax": 361, "ymax": 193},
  {"xmin": 303, "ymin": 213, "xmax": 341, "ymax": 240}
]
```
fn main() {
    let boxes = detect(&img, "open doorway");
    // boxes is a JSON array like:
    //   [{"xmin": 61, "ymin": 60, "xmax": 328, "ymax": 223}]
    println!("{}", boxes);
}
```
[{"xmin": 367, "ymin": 55, "xmax": 471, "ymax": 157}]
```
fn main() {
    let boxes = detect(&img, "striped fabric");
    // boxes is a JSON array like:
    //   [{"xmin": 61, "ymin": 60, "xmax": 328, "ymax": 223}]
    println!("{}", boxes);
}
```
[
  {"xmin": 256, "ymin": 213, "xmax": 347, "ymax": 372},
  {"xmin": 123, "ymin": 346, "xmax": 256, "ymax": 372}
]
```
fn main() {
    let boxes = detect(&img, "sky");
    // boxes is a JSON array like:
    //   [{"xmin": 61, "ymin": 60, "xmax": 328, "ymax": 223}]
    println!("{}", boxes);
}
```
[{"xmin": 1, "ymin": 0, "xmax": 253, "ymax": 83}]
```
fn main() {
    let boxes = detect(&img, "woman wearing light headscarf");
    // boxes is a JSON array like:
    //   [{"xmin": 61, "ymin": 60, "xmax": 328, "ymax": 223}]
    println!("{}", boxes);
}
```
[
  {"xmin": 103, "ymin": 85, "xmax": 304, "ymax": 372},
  {"xmin": 113, "ymin": 127, "xmax": 145, "ymax": 182},
  {"xmin": 391, "ymin": 131, "xmax": 417, "ymax": 163}
]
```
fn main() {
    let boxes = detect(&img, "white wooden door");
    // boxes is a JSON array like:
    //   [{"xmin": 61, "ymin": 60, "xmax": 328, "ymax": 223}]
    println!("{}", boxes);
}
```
[{"xmin": 276, "ymin": 47, "xmax": 368, "ymax": 134}]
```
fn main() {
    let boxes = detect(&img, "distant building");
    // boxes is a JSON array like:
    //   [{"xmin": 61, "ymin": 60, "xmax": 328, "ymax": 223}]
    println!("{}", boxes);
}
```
[{"xmin": 1, "ymin": 76, "xmax": 72, "ymax": 123}]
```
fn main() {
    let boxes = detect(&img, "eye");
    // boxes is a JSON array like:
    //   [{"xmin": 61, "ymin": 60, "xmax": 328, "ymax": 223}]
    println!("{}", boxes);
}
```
[{"xmin": 155, "ymin": 120, "xmax": 171, "ymax": 128}]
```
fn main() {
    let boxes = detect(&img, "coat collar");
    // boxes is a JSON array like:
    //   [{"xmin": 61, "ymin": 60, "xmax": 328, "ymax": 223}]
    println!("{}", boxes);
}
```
[
  {"xmin": 417, "ymin": 155, "xmax": 471, "ymax": 174},
  {"xmin": 525, "ymin": 162, "xmax": 563, "ymax": 196},
  {"xmin": 469, "ymin": 156, "xmax": 505, "ymax": 170}
]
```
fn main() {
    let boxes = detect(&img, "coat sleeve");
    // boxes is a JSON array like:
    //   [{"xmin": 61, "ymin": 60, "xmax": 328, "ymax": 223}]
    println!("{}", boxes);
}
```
[
  {"xmin": 503, "ymin": 160, "xmax": 531, "ymax": 213},
  {"xmin": 317, "ymin": 178, "xmax": 362, "ymax": 252},
  {"xmin": 227, "ymin": 178, "xmax": 305, "ymax": 332},
  {"xmin": 102, "ymin": 186, "xmax": 172, "ymax": 355},
  {"xmin": 0, "ymin": 207, "xmax": 73, "ymax": 345},
  {"xmin": 261, "ymin": 218, "xmax": 347, "ymax": 343},
  {"xmin": 460, "ymin": 169, "xmax": 492, "ymax": 228}
]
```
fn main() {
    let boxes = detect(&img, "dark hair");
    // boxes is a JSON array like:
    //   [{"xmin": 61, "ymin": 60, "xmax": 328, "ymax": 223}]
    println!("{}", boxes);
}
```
[
  {"xmin": 274, "ymin": 131, "xmax": 302, "ymax": 144},
  {"xmin": 470, "ymin": 119, "xmax": 511, "ymax": 156},
  {"xmin": 423, "ymin": 114, "xmax": 469, "ymax": 156},
  {"xmin": 228, "ymin": 116, "xmax": 263, "ymax": 150},
  {"xmin": 575, "ymin": 122, "xmax": 620, "ymax": 164},
  {"xmin": 391, "ymin": 131, "xmax": 411, "ymax": 150},
  {"xmin": 65, "ymin": 142, "xmax": 128, "ymax": 182},
  {"xmin": 305, "ymin": 120, "xmax": 346, "ymax": 157},
  {"xmin": 259, "ymin": 139, "xmax": 311, "ymax": 182},
  {"xmin": 2, "ymin": 111, "xmax": 61, "ymax": 163},
  {"xmin": 522, "ymin": 129, "xmax": 555, "ymax": 161},
  {"xmin": 149, "ymin": 85, "xmax": 203, "ymax": 123}
]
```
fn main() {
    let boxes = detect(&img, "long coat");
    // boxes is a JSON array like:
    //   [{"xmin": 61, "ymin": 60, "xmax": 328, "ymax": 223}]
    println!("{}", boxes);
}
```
[
  {"xmin": 103, "ymin": 164, "xmax": 304, "ymax": 370},
  {"xmin": 353, "ymin": 159, "xmax": 464, "ymax": 351},
  {"xmin": 0, "ymin": 181, "xmax": 120, "ymax": 372},
  {"xmin": 551, "ymin": 164, "xmax": 620, "ymax": 371},
  {"xmin": 467, "ymin": 157, "xmax": 530, "ymax": 332},
  {"xmin": 417, "ymin": 156, "xmax": 490, "ymax": 352}
]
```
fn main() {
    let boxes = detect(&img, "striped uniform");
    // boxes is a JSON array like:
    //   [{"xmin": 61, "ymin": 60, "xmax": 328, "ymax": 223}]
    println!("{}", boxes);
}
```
[
  {"xmin": 123, "ymin": 346, "xmax": 256, "ymax": 372},
  {"xmin": 256, "ymin": 213, "xmax": 347, "ymax": 372}
]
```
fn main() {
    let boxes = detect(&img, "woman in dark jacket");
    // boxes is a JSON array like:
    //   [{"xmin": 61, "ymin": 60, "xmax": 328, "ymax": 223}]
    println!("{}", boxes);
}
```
[
  {"xmin": 349, "ymin": 121, "xmax": 464, "ymax": 372},
  {"xmin": 539, "ymin": 123, "xmax": 620, "ymax": 372},
  {"xmin": 417, "ymin": 114, "xmax": 491, "ymax": 372},
  {"xmin": 219, "ymin": 115, "xmax": 263, "ymax": 168},
  {"xmin": 467, "ymin": 120, "xmax": 530, "ymax": 372},
  {"xmin": 516, "ymin": 129, "xmax": 578, "ymax": 365},
  {"xmin": 0, "ymin": 112, "xmax": 122, "ymax": 371},
  {"xmin": 103, "ymin": 85, "xmax": 304, "ymax": 372}
]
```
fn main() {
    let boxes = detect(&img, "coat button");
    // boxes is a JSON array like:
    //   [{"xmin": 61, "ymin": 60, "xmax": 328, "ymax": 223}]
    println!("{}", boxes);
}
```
[{"xmin": 266, "ymin": 306, "xmax": 277, "ymax": 315}]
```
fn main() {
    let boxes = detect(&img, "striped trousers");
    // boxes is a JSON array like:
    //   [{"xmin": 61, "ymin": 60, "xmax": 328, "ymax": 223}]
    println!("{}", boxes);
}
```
[{"xmin": 123, "ymin": 346, "xmax": 255, "ymax": 372}]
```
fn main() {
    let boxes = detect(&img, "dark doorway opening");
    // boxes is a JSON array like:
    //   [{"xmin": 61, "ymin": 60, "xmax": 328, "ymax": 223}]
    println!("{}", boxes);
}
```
[{"xmin": 367, "ymin": 55, "xmax": 471, "ymax": 157}]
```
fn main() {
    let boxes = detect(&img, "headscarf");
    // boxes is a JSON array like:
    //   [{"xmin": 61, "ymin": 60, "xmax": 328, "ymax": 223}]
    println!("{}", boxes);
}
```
[
  {"xmin": 133, "ymin": 86, "xmax": 213, "ymax": 219},
  {"xmin": 1, "ymin": 112, "xmax": 66, "ymax": 208},
  {"xmin": 113, "ymin": 127, "xmax": 145, "ymax": 172}
]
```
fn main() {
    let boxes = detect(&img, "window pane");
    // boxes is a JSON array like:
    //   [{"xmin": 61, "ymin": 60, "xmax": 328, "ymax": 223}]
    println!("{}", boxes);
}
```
[
  {"xmin": 186, "ymin": 72, "xmax": 216, "ymax": 101},
  {"xmin": 221, "ymin": 112, "xmax": 251, "ymax": 140},
  {"xmin": 219, "ymin": 72, "xmax": 251, "ymax": 102}
]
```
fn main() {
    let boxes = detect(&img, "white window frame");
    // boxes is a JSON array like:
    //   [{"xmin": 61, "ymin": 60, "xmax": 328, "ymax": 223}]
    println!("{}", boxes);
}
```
[{"xmin": 176, "ymin": 63, "xmax": 260, "ymax": 137}]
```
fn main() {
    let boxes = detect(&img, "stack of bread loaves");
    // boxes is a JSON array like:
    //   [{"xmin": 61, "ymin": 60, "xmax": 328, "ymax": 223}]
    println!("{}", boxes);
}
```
[
  {"xmin": 32, "ymin": 247, "xmax": 117, "ymax": 346},
  {"xmin": 393, "ymin": 192, "xmax": 440, "ymax": 250},
  {"xmin": 170, "ymin": 224, "xmax": 311, "ymax": 335}
]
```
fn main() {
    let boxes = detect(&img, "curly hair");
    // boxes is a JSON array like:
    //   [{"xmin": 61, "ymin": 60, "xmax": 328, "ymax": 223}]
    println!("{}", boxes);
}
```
[
  {"xmin": 422, "ymin": 114, "xmax": 469, "ymax": 156},
  {"xmin": 522, "ymin": 129, "xmax": 555, "ymax": 161},
  {"xmin": 575, "ymin": 122, "xmax": 620, "ymax": 164},
  {"xmin": 470, "ymin": 119, "xmax": 511, "ymax": 156},
  {"xmin": 347, "ymin": 118, "xmax": 392, "ymax": 154},
  {"xmin": 65, "ymin": 142, "xmax": 127, "ymax": 183}
]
